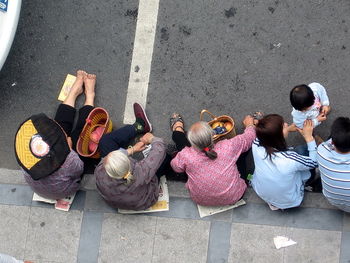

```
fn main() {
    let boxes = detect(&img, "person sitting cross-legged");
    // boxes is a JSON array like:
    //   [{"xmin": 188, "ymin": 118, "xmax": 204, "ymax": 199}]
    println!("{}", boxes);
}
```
[
  {"xmin": 15, "ymin": 70, "xmax": 96, "ymax": 200},
  {"xmin": 94, "ymin": 103, "xmax": 167, "ymax": 210},
  {"xmin": 170, "ymin": 114, "xmax": 256, "ymax": 206},
  {"xmin": 251, "ymin": 114, "xmax": 318, "ymax": 210}
]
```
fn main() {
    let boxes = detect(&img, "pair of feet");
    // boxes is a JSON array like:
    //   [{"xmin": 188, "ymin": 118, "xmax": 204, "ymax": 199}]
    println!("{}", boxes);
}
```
[{"xmin": 64, "ymin": 70, "xmax": 96, "ymax": 107}]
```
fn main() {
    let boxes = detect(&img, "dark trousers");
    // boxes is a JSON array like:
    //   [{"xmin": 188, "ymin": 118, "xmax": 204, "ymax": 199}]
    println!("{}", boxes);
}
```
[
  {"xmin": 156, "ymin": 131, "xmax": 191, "ymax": 182},
  {"xmin": 54, "ymin": 104, "xmax": 94, "ymax": 150},
  {"xmin": 99, "ymin": 125, "xmax": 171, "ymax": 181},
  {"xmin": 99, "ymin": 125, "xmax": 136, "ymax": 158}
]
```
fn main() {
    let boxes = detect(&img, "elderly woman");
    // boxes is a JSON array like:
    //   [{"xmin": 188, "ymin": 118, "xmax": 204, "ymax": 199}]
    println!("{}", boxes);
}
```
[
  {"xmin": 170, "ymin": 114, "xmax": 256, "ymax": 206},
  {"xmin": 15, "ymin": 70, "xmax": 96, "ymax": 199},
  {"xmin": 251, "ymin": 114, "xmax": 317, "ymax": 209},
  {"xmin": 94, "ymin": 107, "xmax": 166, "ymax": 210}
]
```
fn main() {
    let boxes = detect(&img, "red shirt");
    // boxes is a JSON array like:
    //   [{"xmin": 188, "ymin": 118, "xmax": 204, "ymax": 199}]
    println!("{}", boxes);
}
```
[{"xmin": 171, "ymin": 126, "xmax": 256, "ymax": 206}]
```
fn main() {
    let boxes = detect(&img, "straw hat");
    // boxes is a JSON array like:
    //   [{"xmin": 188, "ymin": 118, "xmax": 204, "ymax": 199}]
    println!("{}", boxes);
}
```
[{"xmin": 14, "ymin": 113, "xmax": 70, "ymax": 180}]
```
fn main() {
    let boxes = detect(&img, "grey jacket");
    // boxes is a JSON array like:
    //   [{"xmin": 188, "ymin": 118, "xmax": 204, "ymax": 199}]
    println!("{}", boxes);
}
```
[{"xmin": 95, "ymin": 137, "xmax": 166, "ymax": 210}]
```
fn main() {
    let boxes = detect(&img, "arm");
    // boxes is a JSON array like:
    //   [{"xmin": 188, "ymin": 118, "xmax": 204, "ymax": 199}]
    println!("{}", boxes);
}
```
[
  {"xmin": 291, "ymin": 108, "xmax": 306, "ymax": 129},
  {"xmin": 63, "ymin": 151, "xmax": 84, "ymax": 180},
  {"xmin": 226, "ymin": 125, "xmax": 256, "ymax": 153},
  {"xmin": 170, "ymin": 150, "xmax": 186, "ymax": 173},
  {"xmin": 310, "ymin": 82, "xmax": 329, "ymax": 106},
  {"xmin": 285, "ymin": 141, "xmax": 318, "ymax": 172},
  {"xmin": 138, "ymin": 137, "xmax": 166, "ymax": 183}
]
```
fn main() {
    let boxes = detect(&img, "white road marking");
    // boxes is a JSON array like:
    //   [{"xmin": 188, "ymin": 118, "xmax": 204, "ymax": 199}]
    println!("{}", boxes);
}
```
[{"xmin": 123, "ymin": 0, "xmax": 160, "ymax": 124}]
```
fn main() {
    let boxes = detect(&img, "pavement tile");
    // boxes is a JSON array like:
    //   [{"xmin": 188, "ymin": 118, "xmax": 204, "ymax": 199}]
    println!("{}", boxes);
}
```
[
  {"xmin": 242, "ymin": 187, "xmax": 265, "ymax": 204},
  {"xmin": 24, "ymin": 207, "xmax": 83, "ymax": 263},
  {"xmin": 0, "ymin": 205, "xmax": 30, "ymax": 260},
  {"xmin": 228, "ymin": 223, "xmax": 285, "ymax": 263},
  {"xmin": 98, "ymin": 214, "xmax": 157, "ymax": 263},
  {"xmin": 231, "ymin": 202, "xmax": 343, "ymax": 231},
  {"xmin": 152, "ymin": 217, "xmax": 210, "ymax": 263},
  {"xmin": 167, "ymin": 181, "xmax": 190, "ymax": 198},
  {"xmin": 84, "ymin": 190, "xmax": 117, "ymax": 213},
  {"xmin": 340, "ymin": 232, "xmax": 350, "ymax": 263},
  {"xmin": 285, "ymin": 228, "xmax": 341, "ymax": 263},
  {"xmin": 0, "ymin": 184, "xmax": 33, "ymax": 206},
  {"xmin": 207, "ymin": 221, "xmax": 232, "ymax": 263},
  {"xmin": 301, "ymin": 192, "xmax": 336, "ymax": 210},
  {"xmin": 0, "ymin": 168, "xmax": 26, "ymax": 184},
  {"xmin": 77, "ymin": 211, "xmax": 103, "ymax": 263},
  {"xmin": 284, "ymin": 206, "xmax": 343, "ymax": 231},
  {"xmin": 231, "ymin": 203, "xmax": 289, "ymax": 227},
  {"xmin": 343, "ymin": 213, "xmax": 350, "ymax": 232}
]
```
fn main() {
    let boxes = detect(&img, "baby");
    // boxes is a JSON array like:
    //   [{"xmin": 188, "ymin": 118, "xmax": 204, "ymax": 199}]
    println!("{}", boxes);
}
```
[{"xmin": 290, "ymin": 82, "xmax": 330, "ymax": 129}]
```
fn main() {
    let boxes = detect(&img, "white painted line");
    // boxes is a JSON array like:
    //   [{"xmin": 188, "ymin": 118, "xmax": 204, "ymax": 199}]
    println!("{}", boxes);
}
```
[{"xmin": 123, "ymin": 0, "xmax": 160, "ymax": 124}]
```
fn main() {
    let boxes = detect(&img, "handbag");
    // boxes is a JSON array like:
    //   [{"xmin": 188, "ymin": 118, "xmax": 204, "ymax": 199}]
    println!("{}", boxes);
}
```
[
  {"xmin": 200, "ymin": 109, "xmax": 236, "ymax": 142},
  {"xmin": 77, "ymin": 107, "xmax": 113, "ymax": 158}
]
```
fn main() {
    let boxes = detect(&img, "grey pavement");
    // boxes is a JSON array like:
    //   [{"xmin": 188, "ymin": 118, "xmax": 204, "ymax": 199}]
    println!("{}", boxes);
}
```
[
  {"xmin": 1, "ymin": 0, "xmax": 350, "ymax": 262},
  {"xmin": 0, "ymin": 173, "xmax": 349, "ymax": 263}
]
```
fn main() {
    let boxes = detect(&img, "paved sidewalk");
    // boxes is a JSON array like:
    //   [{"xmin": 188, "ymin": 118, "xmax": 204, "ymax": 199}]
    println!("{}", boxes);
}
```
[{"xmin": 0, "ymin": 169, "xmax": 349, "ymax": 263}]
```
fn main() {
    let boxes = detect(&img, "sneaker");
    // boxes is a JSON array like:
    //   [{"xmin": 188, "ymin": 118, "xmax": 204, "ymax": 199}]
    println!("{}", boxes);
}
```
[{"xmin": 133, "ymin": 103, "xmax": 152, "ymax": 133}]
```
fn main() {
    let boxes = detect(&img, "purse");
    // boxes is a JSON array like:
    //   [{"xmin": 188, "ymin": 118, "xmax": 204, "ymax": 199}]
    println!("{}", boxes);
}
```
[
  {"xmin": 200, "ymin": 109, "xmax": 236, "ymax": 142},
  {"xmin": 77, "ymin": 107, "xmax": 113, "ymax": 158}
]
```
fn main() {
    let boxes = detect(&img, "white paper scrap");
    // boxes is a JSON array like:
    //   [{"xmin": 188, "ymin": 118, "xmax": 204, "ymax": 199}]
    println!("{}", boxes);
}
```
[{"xmin": 273, "ymin": 236, "xmax": 297, "ymax": 249}]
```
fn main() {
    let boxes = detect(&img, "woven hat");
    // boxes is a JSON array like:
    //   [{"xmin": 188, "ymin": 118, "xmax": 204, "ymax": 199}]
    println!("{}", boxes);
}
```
[{"xmin": 14, "ymin": 113, "xmax": 70, "ymax": 180}]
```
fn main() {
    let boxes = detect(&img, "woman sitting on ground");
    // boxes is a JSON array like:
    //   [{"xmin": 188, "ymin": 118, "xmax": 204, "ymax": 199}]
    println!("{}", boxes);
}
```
[
  {"xmin": 15, "ymin": 70, "xmax": 96, "ymax": 200},
  {"xmin": 94, "ymin": 103, "xmax": 166, "ymax": 210},
  {"xmin": 251, "ymin": 114, "xmax": 317, "ymax": 210},
  {"xmin": 170, "ymin": 114, "xmax": 256, "ymax": 206}
]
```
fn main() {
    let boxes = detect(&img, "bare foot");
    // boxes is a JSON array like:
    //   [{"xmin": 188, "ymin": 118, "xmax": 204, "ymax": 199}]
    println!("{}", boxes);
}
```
[
  {"xmin": 69, "ymin": 70, "xmax": 85, "ymax": 96},
  {"xmin": 83, "ymin": 73, "xmax": 96, "ymax": 106},
  {"xmin": 84, "ymin": 73, "xmax": 96, "ymax": 96}
]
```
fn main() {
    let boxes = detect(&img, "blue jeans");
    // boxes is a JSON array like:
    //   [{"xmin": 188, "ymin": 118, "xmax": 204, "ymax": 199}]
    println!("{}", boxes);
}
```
[{"xmin": 99, "ymin": 125, "xmax": 136, "ymax": 158}]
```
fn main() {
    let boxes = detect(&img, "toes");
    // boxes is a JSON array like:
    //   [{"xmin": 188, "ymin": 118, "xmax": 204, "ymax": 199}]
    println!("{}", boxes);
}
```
[
  {"xmin": 77, "ymin": 70, "xmax": 87, "ymax": 77},
  {"xmin": 87, "ymin": 74, "xmax": 96, "ymax": 79}
]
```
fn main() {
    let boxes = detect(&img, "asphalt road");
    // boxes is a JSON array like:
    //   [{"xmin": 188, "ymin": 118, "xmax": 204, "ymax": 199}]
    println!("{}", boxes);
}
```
[{"xmin": 1, "ymin": 0, "xmax": 349, "ymax": 169}]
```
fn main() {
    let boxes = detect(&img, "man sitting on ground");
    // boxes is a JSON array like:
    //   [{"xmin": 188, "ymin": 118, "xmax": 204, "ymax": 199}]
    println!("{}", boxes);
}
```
[{"xmin": 317, "ymin": 117, "xmax": 350, "ymax": 212}]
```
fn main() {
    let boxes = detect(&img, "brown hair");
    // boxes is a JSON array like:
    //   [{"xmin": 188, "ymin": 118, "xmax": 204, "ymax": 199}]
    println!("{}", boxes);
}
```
[{"xmin": 256, "ymin": 114, "xmax": 287, "ymax": 160}]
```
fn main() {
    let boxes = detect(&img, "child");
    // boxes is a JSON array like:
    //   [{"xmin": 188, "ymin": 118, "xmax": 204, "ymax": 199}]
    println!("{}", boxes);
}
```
[{"xmin": 290, "ymin": 82, "xmax": 330, "ymax": 129}]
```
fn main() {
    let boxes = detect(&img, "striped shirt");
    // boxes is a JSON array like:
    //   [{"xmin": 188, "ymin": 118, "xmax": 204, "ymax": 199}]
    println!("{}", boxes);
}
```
[
  {"xmin": 317, "ymin": 140, "xmax": 350, "ymax": 212},
  {"xmin": 251, "ymin": 139, "xmax": 317, "ymax": 209}
]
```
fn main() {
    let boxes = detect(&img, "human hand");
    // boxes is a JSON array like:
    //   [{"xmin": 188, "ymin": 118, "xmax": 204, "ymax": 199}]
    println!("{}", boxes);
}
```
[
  {"xmin": 243, "ymin": 115, "xmax": 255, "ymax": 128},
  {"xmin": 321, "ymin": 105, "xmax": 331, "ymax": 116},
  {"xmin": 297, "ymin": 120, "xmax": 314, "ymax": 142},
  {"xmin": 317, "ymin": 113, "xmax": 327, "ymax": 122},
  {"xmin": 287, "ymin": 123, "xmax": 298, "ymax": 132},
  {"xmin": 133, "ymin": 141, "xmax": 146, "ymax": 152},
  {"xmin": 140, "ymin": 133, "xmax": 154, "ymax": 145}
]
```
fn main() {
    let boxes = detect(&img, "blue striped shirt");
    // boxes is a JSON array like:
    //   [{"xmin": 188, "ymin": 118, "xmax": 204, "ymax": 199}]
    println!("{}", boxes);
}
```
[
  {"xmin": 317, "ymin": 140, "xmax": 350, "ymax": 212},
  {"xmin": 251, "ymin": 139, "xmax": 317, "ymax": 209}
]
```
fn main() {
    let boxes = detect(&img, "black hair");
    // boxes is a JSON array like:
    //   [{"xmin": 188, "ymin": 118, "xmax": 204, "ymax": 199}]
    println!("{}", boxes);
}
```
[
  {"xmin": 331, "ymin": 117, "xmax": 350, "ymax": 153},
  {"xmin": 290, "ymin": 84, "xmax": 315, "ymax": 111}
]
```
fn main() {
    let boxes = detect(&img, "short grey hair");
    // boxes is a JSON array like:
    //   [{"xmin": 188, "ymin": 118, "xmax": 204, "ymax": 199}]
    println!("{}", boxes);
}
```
[
  {"xmin": 104, "ymin": 150, "xmax": 133, "ymax": 184},
  {"xmin": 187, "ymin": 121, "xmax": 214, "ymax": 150}
]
